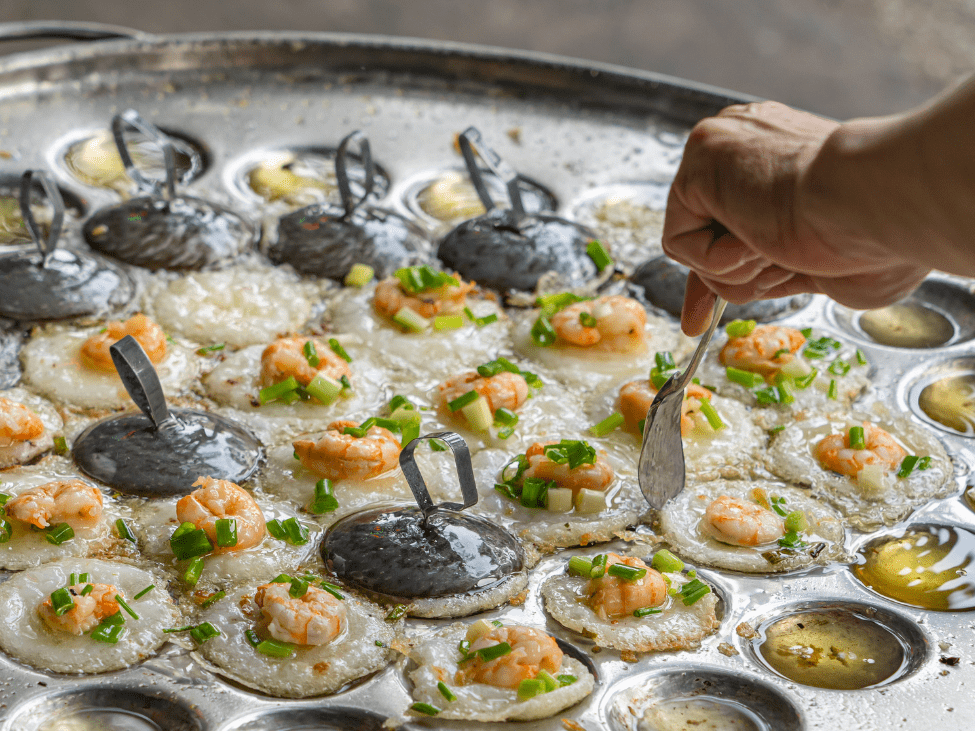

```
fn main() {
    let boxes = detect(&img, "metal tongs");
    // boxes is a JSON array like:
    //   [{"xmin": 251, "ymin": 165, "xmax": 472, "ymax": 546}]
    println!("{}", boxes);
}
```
[{"xmin": 638, "ymin": 296, "xmax": 728, "ymax": 509}]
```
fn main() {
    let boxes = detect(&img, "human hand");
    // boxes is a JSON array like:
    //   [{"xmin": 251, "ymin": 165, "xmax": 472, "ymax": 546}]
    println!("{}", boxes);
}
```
[{"xmin": 662, "ymin": 101, "xmax": 930, "ymax": 335}]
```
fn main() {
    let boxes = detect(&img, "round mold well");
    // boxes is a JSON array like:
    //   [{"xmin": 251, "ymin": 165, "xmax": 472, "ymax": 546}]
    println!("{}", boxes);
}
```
[
  {"xmin": 631, "ymin": 255, "xmax": 812, "ymax": 323},
  {"xmin": 852, "ymin": 522, "xmax": 975, "ymax": 611},
  {"xmin": 906, "ymin": 356, "xmax": 975, "ymax": 436},
  {"xmin": 218, "ymin": 707, "xmax": 399, "ymax": 731},
  {"xmin": 829, "ymin": 278, "xmax": 975, "ymax": 349},
  {"xmin": 401, "ymin": 167, "xmax": 556, "ymax": 230},
  {"xmin": 0, "ymin": 173, "xmax": 87, "ymax": 219},
  {"xmin": 5, "ymin": 687, "xmax": 204, "ymax": 731},
  {"xmin": 603, "ymin": 667, "xmax": 801, "ymax": 731},
  {"xmin": 54, "ymin": 127, "xmax": 210, "ymax": 196},
  {"xmin": 225, "ymin": 146, "xmax": 390, "ymax": 210},
  {"xmin": 742, "ymin": 600, "xmax": 927, "ymax": 691}
]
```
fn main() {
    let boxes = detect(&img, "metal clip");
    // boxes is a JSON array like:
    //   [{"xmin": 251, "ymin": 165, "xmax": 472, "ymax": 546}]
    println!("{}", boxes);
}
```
[
  {"xmin": 335, "ymin": 129, "xmax": 376, "ymax": 220},
  {"xmin": 399, "ymin": 432, "xmax": 478, "ymax": 520},
  {"xmin": 458, "ymin": 126, "xmax": 525, "ymax": 217},
  {"xmin": 18, "ymin": 170, "xmax": 64, "ymax": 266},
  {"xmin": 109, "ymin": 335, "xmax": 173, "ymax": 427},
  {"xmin": 111, "ymin": 109, "xmax": 202, "ymax": 199}
]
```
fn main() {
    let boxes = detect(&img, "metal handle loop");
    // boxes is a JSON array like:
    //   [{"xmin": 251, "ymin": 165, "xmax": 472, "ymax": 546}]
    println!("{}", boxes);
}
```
[
  {"xmin": 399, "ymin": 431, "xmax": 478, "ymax": 520},
  {"xmin": 111, "ymin": 109, "xmax": 202, "ymax": 198},
  {"xmin": 19, "ymin": 170, "xmax": 65, "ymax": 265},
  {"xmin": 335, "ymin": 130, "xmax": 375, "ymax": 219},
  {"xmin": 458, "ymin": 126, "xmax": 525, "ymax": 216},
  {"xmin": 109, "ymin": 335, "xmax": 172, "ymax": 427}
]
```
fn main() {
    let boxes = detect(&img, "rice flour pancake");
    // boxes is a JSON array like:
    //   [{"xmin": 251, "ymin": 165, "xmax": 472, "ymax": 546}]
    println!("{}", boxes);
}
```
[
  {"xmin": 0, "ymin": 387, "xmax": 62, "ymax": 468},
  {"xmin": 765, "ymin": 412, "xmax": 953, "ymax": 531},
  {"xmin": 408, "ymin": 623, "xmax": 594, "ymax": 721},
  {"xmin": 659, "ymin": 479, "xmax": 847, "ymax": 573},
  {"xmin": 0, "ymin": 557, "xmax": 177, "ymax": 673},
  {"xmin": 197, "ymin": 584, "xmax": 395, "ymax": 697},
  {"xmin": 541, "ymin": 561, "xmax": 719, "ymax": 652},
  {"xmin": 20, "ymin": 326, "xmax": 198, "ymax": 410},
  {"xmin": 145, "ymin": 265, "xmax": 317, "ymax": 347},
  {"xmin": 694, "ymin": 326, "xmax": 870, "ymax": 428},
  {"xmin": 0, "ymin": 459, "xmax": 123, "ymax": 570}
]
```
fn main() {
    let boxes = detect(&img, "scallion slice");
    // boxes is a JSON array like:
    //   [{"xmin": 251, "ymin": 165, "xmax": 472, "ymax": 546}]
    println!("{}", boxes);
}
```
[
  {"xmin": 519, "ymin": 477, "xmax": 550, "ymax": 509},
  {"xmin": 849, "ymin": 426, "xmax": 866, "ymax": 450},
  {"xmin": 542, "ymin": 439, "xmax": 597, "ymax": 469},
  {"xmin": 517, "ymin": 678, "xmax": 547, "ymax": 700},
  {"xmin": 196, "ymin": 343, "xmax": 225, "ymax": 355},
  {"xmin": 389, "ymin": 394, "xmax": 415, "ymax": 412},
  {"xmin": 266, "ymin": 519, "xmax": 286, "ymax": 540},
  {"xmin": 53, "ymin": 435, "xmax": 69, "ymax": 455},
  {"xmin": 245, "ymin": 628, "xmax": 260, "ymax": 647},
  {"xmin": 116, "ymin": 594, "xmax": 139, "ymax": 620},
  {"xmin": 282, "ymin": 517, "xmax": 310, "ymax": 545},
  {"xmin": 115, "ymin": 518, "xmax": 136, "ymax": 543},
  {"xmin": 589, "ymin": 411, "xmax": 624, "ymax": 437},
  {"xmin": 856, "ymin": 349, "xmax": 868, "ymax": 366},
  {"xmin": 557, "ymin": 674, "xmax": 578, "ymax": 686},
  {"xmin": 344, "ymin": 263, "xmax": 374, "ymax": 287},
  {"xmin": 633, "ymin": 606, "xmax": 663, "ymax": 617},
  {"xmin": 724, "ymin": 319, "xmax": 756, "ymax": 338},
  {"xmin": 678, "ymin": 579, "xmax": 712, "ymax": 605},
  {"xmin": 385, "ymin": 604, "xmax": 407, "ymax": 621},
  {"xmin": 0, "ymin": 493, "xmax": 8, "ymax": 506},
  {"xmin": 215, "ymin": 518, "xmax": 238, "ymax": 548},
  {"xmin": 190, "ymin": 622, "xmax": 220, "ymax": 644},
  {"xmin": 328, "ymin": 338, "xmax": 352, "ymax": 362},
  {"xmin": 827, "ymin": 379, "xmax": 838, "ymax": 400},
  {"xmin": 170, "ymin": 526, "xmax": 213, "ymax": 560},
  {"xmin": 474, "ymin": 641, "xmax": 512, "ymax": 662},
  {"xmin": 259, "ymin": 376, "xmax": 300, "ymax": 405},
  {"xmin": 392, "ymin": 305, "xmax": 429, "ymax": 333},
  {"xmin": 320, "ymin": 581, "xmax": 345, "ymax": 600},
  {"xmin": 589, "ymin": 553, "xmax": 607, "ymax": 579},
  {"xmin": 579, "ymin": 311, "xmax": 597, "ymax": 328},
  {"xmin": 897, "ymin": 455, "xmax": 927, "ymax": 478},
  {"xmin": 655, "ymin": 351, "xmax": 676, "ymax": 370},
  {"xmin": 80, "ymin": 584, "xmax": 93, "ymax": 596},
  {"xmin": 437, "ymin": 681, "xmax": 457, "ymax": 702},
  {"xmin": 567, "ymin": 556, "xmax": 593, "ymax": 577},
  {"xmin": 433, "ymin": 314, "xmax": 464, "ymax": 331},
  {"xmin": 447, "ymin": 389, "xmax": 479, "ymax": 412},
  {"xmin": 271, "ymin": 573, "xmax": 292, "ymax": 584},
  {"xmin": 494, "ymin": 407, "xmax": 519, "ymax": 427},
  {"xmin": 794, "ymin": 369, "xmax": 818, "ymax": 389},
  {"xmin": 183, "ymin": 556, "xmax": 205, "ymax": 586},
  {"xmin": 410, "ymin": 703, "xmax": 441, "ymax": 716},
  {"xmin": 697, "ymin": 399, "xmax": 725, "ymax": 430},
  {"xmin": 133, "ymin": 585, "xmax": 154, "ymax": 600},
  {"xmin": 289, "ymin": 576, "xmax": 309, "ymax": 598},
  {"xmin": 45, "ymin": 523, "xmax": 74, "ymax": 546},
  {"xmin": 651, "ymin": 549, "xmax": 684, "ymax": 573},
  {"xmin": 725, "ymin": 367, "xmax": 765, "ymax": 388},
  {"xmin": 586, "ymin": 239, "xmax": 613, "ymax": 271},
  {"xmin": 50, "ymin": 587, "xmax": 75, "ymax": 616},
  {"xmin": 530, "ymin": 315, "xmax": 557, "ymax": 346},
  {"xmin": 303, "ymin": 339, "xmax": 320, "ymax": 367},
  {"xmin": 607, "ymin": 563, "xmax": 647, "ymax": 581},
  {"xmin": 90, "ymin": 621, "xmax": 125, "ymax": 644},
  {"xmin": 309, "ymin": 478, "xmax": 339, "ymax": 514},
  {"xmin": 304, "ymin": 374, "xmax": 343, "ymax": 405},
  {"xmin": 828, "ymin": 359, "xmax": 851, "ymax": 376}
]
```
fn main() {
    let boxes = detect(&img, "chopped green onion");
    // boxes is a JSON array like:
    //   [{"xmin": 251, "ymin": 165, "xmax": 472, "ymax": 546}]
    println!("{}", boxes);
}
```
[
  {"xmin": 827, "ymin": 379, "xmax": 838, "ymax": 400},
  {"xmin": 0, "ymin": 493, "xmax": 8, "ymax": 506},
  {"xmin": 115, "ymin": 518, "xmax": 136, "ymax": 543},
  {"xmin": 170, "ymin": 526, "xmax": 213, "ymax": 560},
  {"xmin": 697, "ymin": 399, "xmax": 725, "ymax": 430},
  {"xmin": 163, "ymin": 625, "xmax": 195, "ymax": 634},
  {"xmin": 289, "ymin": 577, "xmax": 309, "ymax": 598},
  {"xmin": 794, "ymin": 369, "xmax": 818, "ymax": 389},
  {"xmin": 679, "ymin": 578, "xmax": 712, "ymax": 605},
  {"xmin": 433, "ymin": 314, "xmax": 465, "ymax": 331},
  {"xmin": 494, "ymin": 407, "xmax": 519, "ymax": 427},
  {"xmin": 754, "ymin": 386, "xmax": 781, "ymax": 406},
  {"xmin": 309, "ymin": 479, "xmax": 339, "ymax": 514},
  {"xmin": 557, "ymin": 674, "xmax": 578, "ymax": 686},
  {"xmin": 304, "ymin": 374, "xmax": 343, "ymax": 405},
  {"xmin": 80, "ymin": 584, "xmax": 93, "ymax": 596},
  {"xmin": 538, "ymin": 669, "xmax": 559, "ymax": 692},
  {"xmin": 535, "ymin": 292, "xmax": 586, "ymax": 316},
  {"xmin": 590, "ymin": 553, "xmax": 608, "ymax": 579},
  {"xmin": 655, "ymin": 351, "xmax": 676, "ymax": 370},
  {"xmin": 517, "ymin": 678, "xmax": 547, "ymax": 700},
  {"xmin": 266, "ymin": 519, "xmax": 286, "ymax": 540},
  {"xmin": 80, "ymin": 572, "xmax": 90, "ymax": 582},
  {"xmin": 778, "ymin": 530, "xmax": 807, "ymax": 549},
  {"xmin": 215, "ymin": 518, "xmax": 238, "ymax": 548},
  {"xmin": 392, "ymin": 305, "xmax": 430, "ymax": 333},
  {"xmin": 568, "ymin": 556, "xmax": 593, "ymax": 577},
  {"xmin": 918, "ymin": 456, "xmax": 932, "ymax": 470},
  {"xmin": 196, "ymin": 343, "xmax": 225, "ymax": 355},
  {"xmin": 589, "ymin": 411, "xmax": 624, "ymax": 437},
  {"xmin": 438, "ymin": 681, "xmax": 457, "ymax": 702},
  {"xmin": 897, "ymin": 455, "xmax": 930, "ymax": 478},
  {"xmin": 69, "ymin": 573, "xmax": 77, "ymax": 587},
  {"xmin": 259, "ymin": 376, "xmax": 300, "ymax": 405},
  {"xmin": 344, "ymin": 263, "xmax": 374, "ymax": 287},
  {"xmin": 116, "ymin": 594, "xmax": 139, "ymax": 620},
  {"xmin": 320, "ymin": 581, "xmax": 345, "ymax": 600},
  {"xmin": 271, "ymin": 517, "xmax": 310, "ymax": 546},
  {"xmin": 849, "ymin": 426, "xmax": 866, "ymax": 450},
  {"xmin": 201, "ymin": 590, "xmax": 225, "ymax": 608},
  {"xmin": 530, "ymin": 315, "xmax": 557, "ymax": 346},
  {"xmin": 458, "ymin": 639, "xmax": 471, "ymax": 657},
  {"xmin": 101, "ymin": 611, "xmax": 125, "ymax": 626},
  {"xmin": 726, "ymin": 367, "xmax": 765, "ymax": 388},
  {"xmin": 651, "ymin": 549, "xmax": 684, "ymax": 573},
  {"xmin": 772, "ymin": 348, "xmax": 790, "ymax": 359},
  {"xmin": 769, "ymin": 496, "xmax": 788, "ymax": 517},
  {"xmin": 328, "ymin": 338, "xmax": 352, "ymax": 362},
  {"xmin": 464, "ymin": 306, "xmax": 498, "ymax": 327},
  {"xmin": 804, "ymin": 336, "xmax": 842, "ymax": 358},
  {"xmin": 520, "ymin": 477, "xmax": 551, "ymax": 509},
  {"xmin": 856, "ymin": 349, "xmax": 868, "ymax": 366},
  {"xmin": 53, "ymin": 435, "xmax": 69, "ymax": 455},
  {"xmin": 394, "ymin": 265, "xmax": 457, "ymax": 294},
  {"xmin": 448, "ymin": 389, "xmax": 479, "ymax": 412},
  {"xmin": 190, "ymin": 622, "xmax": 220, "ymax": 644},
  {"xmin": 542, "ymin": 439, "xmax": 597, "ymax": 469},
  {"xmin": 398, "ymin": 413, "xmax": 421, "ymax": 446},
  {"xmin": 50, "ymin": 587, "xmax": 75, "ymax": 616},
  {"xmin": 385, "ymin": 604, "xmax": 407, "ymax": 621},
  {"xmin": 183, "ymin": 557, "xmax": 205, "ymax": 586},
  {"xmin": 579, "ymin": 311, "xmax": 597, "ymax": 328},
  {"xmin": 475, "ymin": 641, "xmax": 512, "ymax": 662},
  {"xmin": 586, "ymin": 239, "xmax": 613, "ymax": 271},
  {"xmin": 633, "ymin": 606, "xmax": 663, "ymax": 617},
  {"xmin": 800, "ymin": 327, "xmax": 813, "ymax": 338},
  {"xmin": 784, "ymin": 510, "xmax": 808, "ymax": 533},
  {"xmin": 303, "ymin": 340, "xmax": 320, "ymax": 367},
  {"xmin": 828, "ymin": 359, "xmax": 851, "ymax": 376},
  {"xmin": 687, "ymin": 569, "xmax": 697, "ymax": 578},
  {"xmin": 90, "ymin": 621, "xmax": 125, "ymax": 644},
  {"xmin": 410, "ymin": 703, "xmax": 441, "ymax": 716},
  {"xmin": 45, "ymin": 523, "xmax": 74, "ymax": 546},
  {"xmin": 245, "ymin": 629, "xmax": 260, "ymax": 647},
  {"xmin": 389, "ymin": 394, "xmax": 415, "ymax": 412},
  {"xmin": 725, "ymin": 319, "xmax": 756, "ymax": 338},
  {"xmin": 607, "ymin": 563, "xmax": 647, "ymax": 581}
]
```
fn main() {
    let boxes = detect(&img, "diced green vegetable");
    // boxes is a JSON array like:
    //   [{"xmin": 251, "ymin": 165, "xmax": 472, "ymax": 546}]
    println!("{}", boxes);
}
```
[
  {"xmin": 697, "ymin": 398, "xmax": 725, "ymax": 430},
  {"xmin": 518, "ymin": 678, "xmax": 546, "ymax": 700},
  {"xmin": 259, "ymin": 376, "xmax": 301, "ymax": 405},
  {"xmin": 607, "ymin": 563, "xmax": 647, "ymax": 581},
  {"xmin": 726, "ymin": 367, "xmax": 765, "ymax": 388},
  {"xmin": 586, "ymin": 239, "xmax": 613, "ymax": 271},
  {"xmin": 392, "ymin": 305, "xmax": 430, "ymax": 333},
  {"xmin": 328, "ymin": 337, "xmax": 352, "ymax": 362},
  {"xmin": 115, "ymin": 518, "xmax": 136, "ymax": 542},
  {"xmin": 309, "ymin": 479, "xmax": 339, "ymax": 514},
  {"xmin": 651, "ymin": 549, "xmax": 684, "ymax": 573},
  {"xmin": 303, "ymin": 340, "xmax": 320, "ymax": 367},
  {"xmin": 530, "ymin": 315, "xmax": 557, "ymax": 346},
  {"xmin": 434, "ymin": 314, "xmax": 465, "ymax": 331},
  {"xmin": 589, "ymin": 411, "xmax": 624, "ymax": 437},
  {"xmin": 438, "ymin": 681, "xmax": 457, "ymax": 702},
  {"xmin": 725, "ymin": 319, "xmax": 756, "ymax": 338},
  {"xmin": 183, "ymin": 557, "xmax": 205, "ymax": 586},
  {"xmin": 849, "ymin": 426, "xmax": 866, "ymax": 450},
  {"xmin": 344, "ymin": 263, "xmax": 374, "ymax": 287},
  {"xmin": 678, "ymin": 578, "xmax": 712, "ymax": 605},
  {"xmin": 568, "ymin": 556, "xmax": 594, "ymax": 577}
]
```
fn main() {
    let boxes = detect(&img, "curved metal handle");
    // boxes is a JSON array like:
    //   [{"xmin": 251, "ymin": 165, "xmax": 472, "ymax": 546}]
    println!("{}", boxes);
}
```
[
  {"xmin": 19, "ymin": 169, "xmax": 64, "ymax": 265},
  {"xmin": 335, "ymin": 130, "xmax": 375, "ymax": 219},
  {"xmin": 0, "ymin": 21, "xmax": 148, "ymax": 44},
  {"xmin": 111, "ymin": 109, "xmax": 202, "ymax": 198},
  {"xmin": 673, "ymin": 295, "xmax": 728, "ymax": 392},
  {"xmin": 458, "ymin": 126, "xmax": 524, "ymax": 216},
  {"xmin": 109, "ymin": 335, "xmax": 172, "ymax": 427},
  {"xmin": 399, "ymin": 431, "xmax": 478, "ymax": 520}
]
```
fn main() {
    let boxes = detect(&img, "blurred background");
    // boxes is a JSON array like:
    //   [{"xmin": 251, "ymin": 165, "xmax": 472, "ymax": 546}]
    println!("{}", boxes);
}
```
[{"xmin": 0, "ymin": 0, "xmax": 973, "ymax": 120}]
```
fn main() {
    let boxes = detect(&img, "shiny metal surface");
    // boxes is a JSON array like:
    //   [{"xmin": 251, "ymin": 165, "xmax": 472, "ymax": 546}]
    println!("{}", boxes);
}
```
[{"xmin": 0, "ymin": 26, "xmax": 972, "ymax": 731}]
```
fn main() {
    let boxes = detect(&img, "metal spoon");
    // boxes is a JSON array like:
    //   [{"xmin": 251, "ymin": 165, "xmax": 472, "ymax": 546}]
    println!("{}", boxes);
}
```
[{"xmin": 638, "ymin": 295, "xmax": 728, "ymax": 509}]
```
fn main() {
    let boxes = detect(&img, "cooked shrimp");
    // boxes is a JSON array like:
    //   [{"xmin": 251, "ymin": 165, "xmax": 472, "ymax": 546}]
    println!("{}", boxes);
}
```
[
  {"xmin": 175, "ymin": 476, "xmax": 266, "ymax": 553},
  {"xmin": 373, "ymin": 274, "xmax": 474, "ymax": 320},
  {"xmin": 37, "ymin": 582, "xmax": 121, "ymax": 635},
  {"xmin": 438, "ymin": 371, "xmax": 529, "ymax": 415},
  {"xmin": 293, "ymin": 420, "xmax": 400, "ymax": 481},
  {"xmin": 254, "ymin": 582, "xmax": 347, "ymax": 646},
  {"xmin": 549, "ymin": 295, "xmax": 647, "ymax": 353},
  {"xmin": 80, "ymin": 313, "xmax": 167, "ymax": 372},
  {"xmin": 522, "ymin": 441, "xmax": 614, "ymax": 495},
  {"xmin": 813, "ymin": 422, "xmax": 907, "ymax": 478},
  {"xmin": 5, "ymin": 479, "xmax": 103, "ymax": 530},
  {"xmin": 702, "ymin": 495, "xmax": 784, "ymax": 547},
  {"xmin": 618, "ymin": 381, "xmax": 717, "ymax": 438},
  {"xmin": 456, "ymin": 625, "xmax": 562, "ymax": 689},
  {"xmin": 584, "ymin": 553, "xmax": 667, "ymax": 620},
  {"xmin": 0, "ymin": 396, "xmax": 44, "ymax": 447},
  {"xmin": 260, "ymin": 336, "xmax": 352, "ymax": 390},
  {"xmin": 719, "ymin": 325, "xmax": 805, "ymax": 379}
]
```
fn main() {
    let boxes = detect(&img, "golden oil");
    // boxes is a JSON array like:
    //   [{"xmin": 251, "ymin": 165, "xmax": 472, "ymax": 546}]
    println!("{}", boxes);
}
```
[
  {"xmin": 918, "ymin": 374, "xmax": 975, "ymax": 434},
  {"xmin": 859, "ymin": 303, "xmax": 954, "ymax": 348}
]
